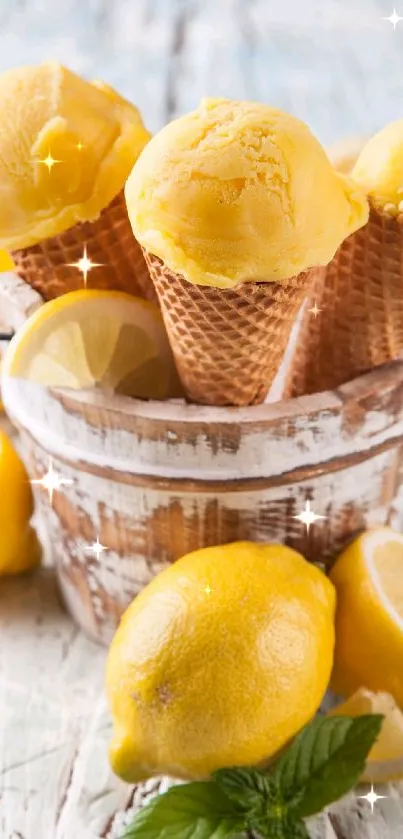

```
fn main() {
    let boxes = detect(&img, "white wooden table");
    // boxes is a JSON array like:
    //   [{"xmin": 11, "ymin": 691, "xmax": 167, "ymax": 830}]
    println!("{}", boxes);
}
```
[
  {"xmin": 1, "ymin": 506, "xmax": 403, "ymax": 839},
  {"xmin": 1, "ymin": 1, "xmax": 403, "ymax": 835}
]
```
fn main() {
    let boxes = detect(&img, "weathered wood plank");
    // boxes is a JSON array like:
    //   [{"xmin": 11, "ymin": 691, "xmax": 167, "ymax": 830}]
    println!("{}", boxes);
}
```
[
  {"xmin": 0, "ymin": 451, "xmax": 402, "ymax": 836},
  {"xmin": 0, "ymin": 562, "xmax": 106, "ymax": 838}
]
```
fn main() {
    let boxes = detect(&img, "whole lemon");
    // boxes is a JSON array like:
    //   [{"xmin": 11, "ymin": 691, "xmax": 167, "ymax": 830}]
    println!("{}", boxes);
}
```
[
  {"xmin": 0, "ymin": 430, "xmax": 41, "ymax": 574},
  {"xmin": 106, "ymin": 542, "xmax": 335, "ymax": 782}
]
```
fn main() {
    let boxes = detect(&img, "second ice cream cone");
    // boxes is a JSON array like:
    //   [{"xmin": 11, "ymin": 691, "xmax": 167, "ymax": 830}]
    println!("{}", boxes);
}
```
[
  {"xmin": 145, "ymin": 252, "xmax": 317, "ymax": 405},
  {"xmin": 286, "ymin": 121, "xmax": 403, "ymax": 397},
  {"xmin": 285, "ymin": 207, "xmax": 403, "ymax": 397}
]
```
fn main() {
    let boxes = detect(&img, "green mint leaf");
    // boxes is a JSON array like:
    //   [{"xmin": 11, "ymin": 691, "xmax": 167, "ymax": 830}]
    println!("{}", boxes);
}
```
[
  {"xmin": 214, "ymin": 766, "xmax": 310, "ymax": 837},
  {"xmin": 270, "ymin": 714, "xmax": 383, "ymax": 818},
  {"xmin": 250, "ymin": 812, "xmax": 310, "ymax": 838},
  {"xmin": 213, "ymin": 766, "xmax": 276, "ymax": 814},
  {"xmin": 120, "ymin": 781, "xmax": 245, "ymax": 839}
]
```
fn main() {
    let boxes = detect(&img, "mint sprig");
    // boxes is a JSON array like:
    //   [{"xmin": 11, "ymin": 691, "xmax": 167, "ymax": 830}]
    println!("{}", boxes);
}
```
[
  {"xmin": 270, "ymin": 714, "xmax": 383, "ymax": 819},
  {"xmin": 120, "ymin": 714, "xmax": 383, "ymax": 839},
  {"xmin": 121, "ymin": 782, "xmax": 245, "ymax": 839}
]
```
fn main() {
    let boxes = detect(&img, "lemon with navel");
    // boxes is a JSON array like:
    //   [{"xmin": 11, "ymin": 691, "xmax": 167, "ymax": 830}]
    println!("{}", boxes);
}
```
[
  {"xmin": 0, "ymin": 430, "xmax": 41, "ymax": 574},
  {"xmin": 331, "ymin": 688, "xmax": 403, "ymax": 782},
  {"xmin": 330, "ymin": 527, "xmax": 403, "ymax": 704},
  {"xmin": 106, "ymin": 542, "xmax": 335, "ymax": 782}
]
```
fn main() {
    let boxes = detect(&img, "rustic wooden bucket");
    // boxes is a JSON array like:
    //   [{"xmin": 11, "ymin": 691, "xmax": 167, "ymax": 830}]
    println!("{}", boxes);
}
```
[{"xmin": 3, "ymin": 273, "xmax": 403, "ymax": 645}]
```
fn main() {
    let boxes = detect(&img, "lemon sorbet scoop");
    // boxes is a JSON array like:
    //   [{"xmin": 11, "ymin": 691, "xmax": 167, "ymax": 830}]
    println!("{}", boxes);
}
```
[
  {"xmin": 126, "ymin": 97, "xmax": 368, "ymax": 289},
  {"xmin": 0, "ymin": 61, "xmax": 150, "ymax": 250},
  {"xmin": 352, "ymin": 120, "xmax": 403, "ymax": 215}
]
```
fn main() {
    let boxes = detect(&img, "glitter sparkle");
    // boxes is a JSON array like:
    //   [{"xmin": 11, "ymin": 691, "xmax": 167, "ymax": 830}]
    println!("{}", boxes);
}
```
[
  {"xmin": 30, "ymin": 459, "xmax": 74, "ymax": 504},
  {"xmin": 383, "ymin": 7, "xmax": 403, "ymax": 28},
  {"xmin": 293, "ymin": 500, "xmax": 326, "ymax": 533},
  {"xmin": 37, "ymin": 151, "xmax": 61, "ymax": 172},
  {"xmin": 308, "ymin": 302, "xmax": 322, "ymax": 318},
  {"xmin": 76, "ymin": 141, "xmax": 84, "ymax": 151},
  {"xmin": 85, "ymin": 537, "xmax": 107, "ymax": 561},
  {"xmin": 68, "ymin": 245, "xmax": 103, "ymax": 286},
  {"xmin": 204, "ymin": 586, "xmax": 213, "ymax": 595},
  {"xmin": 358, "ymin": 784, "xmax": 388, "ymax": 814}
]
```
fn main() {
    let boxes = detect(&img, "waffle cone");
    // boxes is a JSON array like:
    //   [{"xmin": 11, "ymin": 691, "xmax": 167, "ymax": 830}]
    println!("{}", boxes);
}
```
[
  {"xmin": 12, "ymin": 190, "xmax": 155, "ymax": 302},
  {"xmin": 285, "ymin": 206, "xmax": 403, "ymax": 398},
  {"xmin": 144, "ymin": 251, "xmax": 318, "ymax": 406}
]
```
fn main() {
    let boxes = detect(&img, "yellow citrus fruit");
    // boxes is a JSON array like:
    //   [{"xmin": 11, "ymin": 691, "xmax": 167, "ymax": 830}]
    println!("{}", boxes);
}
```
[
  {"xmin": 0, "ymin": 430, "xmax": 41, "ymax": 574},
  {"xmin": 106, "ymin": 541, "xmax": 335, "ymax": 782},
  {"xmin": 0, "ymin": 349, "xmax": 3, "ymax": 413},
  {"xmin": 2, "ymin": 289, "xmax": 181, "ymax": 400},
  {"xmin": 330, "ymin": 527, "xmax": 403, "ymax": 704},
  {"xmin": 0, "ymin": 250, "xmax": 14, "ymax": 272},
  {"xmin": 331, "ymin": 688, "xmax": 403, "ymax": 782}
]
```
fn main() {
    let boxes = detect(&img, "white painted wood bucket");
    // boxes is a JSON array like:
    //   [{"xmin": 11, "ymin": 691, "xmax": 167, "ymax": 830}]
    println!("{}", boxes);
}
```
[{"xmin": 2, "ymin": 273, "xmax": 403, "ymax": 644}]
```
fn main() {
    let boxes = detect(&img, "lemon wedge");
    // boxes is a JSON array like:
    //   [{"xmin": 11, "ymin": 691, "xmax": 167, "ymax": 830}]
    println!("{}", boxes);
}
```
[
  {"xmin": 3, "ymin": 289, "xmax": 181, "ymax": 400},
  {"xmin": 330, "ymin": 527, "xmax": 403, "ymax": 706},
  {"xmin": 331, "ymin": 688, "xmax": 403, "ymax": 782}
]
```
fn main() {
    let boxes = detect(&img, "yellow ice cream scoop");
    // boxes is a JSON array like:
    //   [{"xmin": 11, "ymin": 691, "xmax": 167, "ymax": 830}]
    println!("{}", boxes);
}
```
[
  {"xmin": 352, "ymin": 120, "xmax": 403, "ymax": 215},
  {"xmin": 0, "ymin": 62, "xmax": 150, "ymax": 250},
  {"xmin": 126, "ymin": 97, "xmax": 368, "ymax": 289}
]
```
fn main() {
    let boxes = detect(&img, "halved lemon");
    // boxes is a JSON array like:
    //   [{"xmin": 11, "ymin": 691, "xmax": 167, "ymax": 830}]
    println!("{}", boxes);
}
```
[
  {"xmin": 2, "ymin": 289, "xmax": 181, "ymax": 400},
  {"xmin": 330, "ymin": 527, "xmax": 403, "ymax": 706},
  {"xmin": 331, "ymin": 688, "xmax": 403, "ymax": 781}
]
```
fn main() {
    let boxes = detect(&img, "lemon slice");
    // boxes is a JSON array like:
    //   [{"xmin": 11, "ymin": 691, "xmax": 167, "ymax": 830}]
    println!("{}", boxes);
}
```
[
  {"xmin": 3, "ymin": 289, "xmax": 181, "ymax": 400},
  {"xmin": 331, "ymin": 688, "xmax": 403, "ymax": 781},
  {"xmin": 330, "ymin": 527, "xmax": 403, "ymax": 707}
]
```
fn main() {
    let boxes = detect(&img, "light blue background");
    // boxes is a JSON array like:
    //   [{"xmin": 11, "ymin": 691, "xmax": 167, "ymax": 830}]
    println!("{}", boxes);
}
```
[{"xmin": 0, "ymin": 0, "xmax": 402, "ymax": 145}]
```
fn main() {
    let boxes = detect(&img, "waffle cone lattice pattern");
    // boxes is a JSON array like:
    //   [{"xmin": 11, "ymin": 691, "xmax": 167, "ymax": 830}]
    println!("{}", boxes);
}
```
[
  {"xmin": 145, "ymin": 251, "xmax": 316, "ymax": 406},
  {"xmin": 285, "ymin": 208, "xmax": 403, "ymax": 397},
  {"xmin": 12, "ymin": 190, "xmax": 155, "ymax": 302}
]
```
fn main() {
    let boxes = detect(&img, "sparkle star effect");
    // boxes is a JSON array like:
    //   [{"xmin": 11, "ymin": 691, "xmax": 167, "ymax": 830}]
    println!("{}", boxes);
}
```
[
  {"xmin": 204, "ymin": 585, "xmax": 213, "ymax": 595},
  {"xmin": 30, "ymin": 459, "xmax": 74, "ymax": 504},
  {"xmin": 308, "ymin": 302, "xmax": 322, "ymax": 318},
  {"xmin": 76, "ymin": 141, "xmax": 84, "ymax": 151},
  {"xmin": 358, "ymin": 784, "xmax": 388, "ymax": 814},
  {"xmin": 37, "ymin": 151, "xmax": 61, "ymax": 172},
  {"xmin": 293, "ymin": 500, "xmax": 326, "ymax": 533},
  {"xmin": 85, "ymin": 537, "xmax": 107, "ymax": 561},
  {"xmin": 68, "ymin": 245, "xmax": 103, "ymax": 286},
  {"xmin": 383, "ymin": 7, "xmax": 403, "ymax": 28}
]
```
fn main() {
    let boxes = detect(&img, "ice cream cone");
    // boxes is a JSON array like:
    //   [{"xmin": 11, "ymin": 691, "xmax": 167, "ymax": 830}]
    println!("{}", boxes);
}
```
[
  {"xmin": 286, "ymin": 119, "xmax": 403, "ymax": 398},
  {"xmin": 126, "ymin": 99, "xmax": 368, "ymax": 406},
  {"xmin": 12, "ymin": 190, "xmax": 155, "ymax": 302},
  {"xmin": 285, "ymin": 206, "xmax": 403, "ymax": 397},
  {"xmin": 0, "ymin": 63, "xmax": 154, "ymax": 301},
  {"xmin": 145, "ymin": 252, "xmax": 318, "ymax": 405}
]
